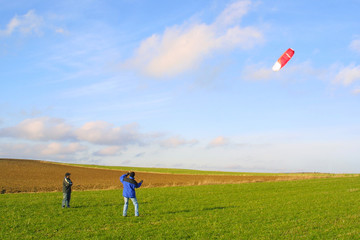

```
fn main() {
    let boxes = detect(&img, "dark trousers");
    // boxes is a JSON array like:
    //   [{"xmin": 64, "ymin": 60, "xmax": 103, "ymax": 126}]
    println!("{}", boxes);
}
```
[{"xmin": 62, "ymin": 192, "xmax": 71, "ymax": 208}]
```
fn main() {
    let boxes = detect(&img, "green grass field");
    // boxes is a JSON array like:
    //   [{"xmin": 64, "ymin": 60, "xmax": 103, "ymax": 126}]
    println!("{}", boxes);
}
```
[{"xmin": 2, "ymin": 176, "xmax": 360, "ymax": 239}]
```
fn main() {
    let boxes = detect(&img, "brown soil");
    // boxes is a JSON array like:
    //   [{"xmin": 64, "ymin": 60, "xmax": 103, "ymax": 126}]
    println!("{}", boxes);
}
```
[{"xmin": 1, "ymin": 159, "xmax": 320, "ymax": 194}]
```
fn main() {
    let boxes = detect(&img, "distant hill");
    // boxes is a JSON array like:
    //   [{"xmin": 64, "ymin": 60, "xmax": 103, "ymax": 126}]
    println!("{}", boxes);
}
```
[{"xmin": 0, "ymin": 158, "xmax": 334, "ymax": 193}]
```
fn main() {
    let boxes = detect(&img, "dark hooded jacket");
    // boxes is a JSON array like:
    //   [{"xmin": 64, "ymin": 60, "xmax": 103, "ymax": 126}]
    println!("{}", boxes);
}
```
[
  {"xmin": 63, "ymin": 177, "xmax": 73, "ymax": 194},
  {"xmin": 120, "ymin": 174, "xmax": 142, "ymax": 198}
]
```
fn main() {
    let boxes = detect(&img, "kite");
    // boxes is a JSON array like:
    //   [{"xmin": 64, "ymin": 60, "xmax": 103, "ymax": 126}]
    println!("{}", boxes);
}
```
[{"xmin": 272, "ymin": 48, "xmax": 295, "ymax": 71}]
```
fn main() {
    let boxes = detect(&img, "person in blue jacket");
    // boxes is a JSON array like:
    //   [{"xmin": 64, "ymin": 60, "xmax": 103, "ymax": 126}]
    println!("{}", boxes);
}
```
[{"xmin": 120, "ymin": 172, "xmax": 143, "ymax": 217}]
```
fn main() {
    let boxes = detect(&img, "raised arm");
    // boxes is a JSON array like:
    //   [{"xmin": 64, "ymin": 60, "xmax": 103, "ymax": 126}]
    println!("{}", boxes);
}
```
[
  {"xmin": 120, "ymin": 173, "xmax": 129, "ymax": 182},
  {"xmin": 136, "ymin": 180, "xmax": 143, "ymax": 188}
]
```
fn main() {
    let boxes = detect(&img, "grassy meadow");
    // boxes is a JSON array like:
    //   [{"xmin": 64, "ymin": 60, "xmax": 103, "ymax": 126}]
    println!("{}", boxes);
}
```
[{"xmin": 2, "ymin": 176, "xmax": 360, "ymax": 239}]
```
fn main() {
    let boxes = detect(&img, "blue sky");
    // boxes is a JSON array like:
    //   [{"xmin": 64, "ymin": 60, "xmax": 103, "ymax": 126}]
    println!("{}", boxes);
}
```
[{"xmin": 1, "ymin": 0, "xmax": 360, "ymax": 172}]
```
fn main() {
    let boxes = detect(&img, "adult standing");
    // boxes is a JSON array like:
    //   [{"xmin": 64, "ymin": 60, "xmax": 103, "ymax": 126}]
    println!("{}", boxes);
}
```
[
  {"xmin": 120, "ymin": 172, "xmax": 143, "ymax": 217},
  {"xmin": 62, "ymin": 172, "xmax": 73, "ymax": 208}
]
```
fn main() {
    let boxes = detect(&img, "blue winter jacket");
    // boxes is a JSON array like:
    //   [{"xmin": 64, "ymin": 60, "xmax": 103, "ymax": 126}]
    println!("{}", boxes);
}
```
[{"xmin": 120, "ymin": 174, "xmax": 142, "ymax": 198}]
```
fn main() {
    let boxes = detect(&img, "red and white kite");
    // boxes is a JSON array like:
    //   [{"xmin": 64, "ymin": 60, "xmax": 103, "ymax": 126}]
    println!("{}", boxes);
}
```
[{"xmin": 272, "ymin": 48, "xmax": 295, "ymax": 71}]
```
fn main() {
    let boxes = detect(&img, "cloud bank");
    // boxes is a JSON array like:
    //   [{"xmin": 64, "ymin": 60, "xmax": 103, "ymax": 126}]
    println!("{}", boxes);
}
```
[
  {"xmin": 0, "ymin": 117, "xmax": 198, "ymax": 158},
  {"xmin": 0, "ymin": 117, "xmax": 74, "ymax": 141},
  {"xmin": 0, "ymin": 117, "xmax": 144, "ymax": 146}
]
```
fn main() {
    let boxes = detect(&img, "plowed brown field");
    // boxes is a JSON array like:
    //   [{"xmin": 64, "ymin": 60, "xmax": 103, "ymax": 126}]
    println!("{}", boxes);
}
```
[{"xmin": 1, "ymin": 159, "xmax": 321, "ymax": 193}]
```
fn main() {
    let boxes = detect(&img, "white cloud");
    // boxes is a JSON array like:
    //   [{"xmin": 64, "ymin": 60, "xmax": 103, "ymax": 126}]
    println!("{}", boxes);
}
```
[
  {"xmin": 0, "ymin": 143, "xmax": 30, "ymax": 158},
  {"xmin": 40, "ymin": 142, "xmax": 86, "ymax": 156},
  {"xmin": 208, "ymin": 136, "xmax": 229, "ymax": 148},
  {"xmin": 242, "ymin": 60, "xmax": 360, "ymax": 95},
  {"xmin": 0, "ymin": 117, "xmax": 145, "ymax": 147},
  {"xmin": 352, "ymin": 88, "xmax": 360, "ymax": 95},
  {"xmin": 94, "ymin": 146, "xmax": 122, "ymax": 156},
  {"xmin": 0, "ymin": 141, "xmax": 86, "ymax": 160},
  {"xmin": 334, "ymin": 64, "xmax": 360, "ymax": 86},
  {"xmin": 124, "ymin": 0, "xmax": 263, "ymax": 78},
  {"xmin": 0, "ymin": 117, "xmax": 74, "ymax": 141},
  {"xmin": 55, "ymin": 28, "xmax": 68, "ymax": 34},
  {"xmin": 61, "ymin": 79, "xmax": 131, "ymax": 98},
  {"xmin": 215, "ymin": 0, "xmax": 251, "ymax": 26},
  {"xmin": 0, "ymin": 10, "xmax": 43, "ymax": 36},
  {"xmin": 76, "ymin": 121, "xmax": 142, "ymax": 145},
  {"xmin": 242, "ymin": 61, "xmax": 325, "ymax": 82},
  {"xmin": 159, "ymin": 136, "xmax": 198, "ymax": 148},
  {"xmin": 350, "ymin": 38, "xmax": 360, "ymax": 54},
  {"xmin": 243, "ymin": 65, "xmax": 274, "ymax": 81}
]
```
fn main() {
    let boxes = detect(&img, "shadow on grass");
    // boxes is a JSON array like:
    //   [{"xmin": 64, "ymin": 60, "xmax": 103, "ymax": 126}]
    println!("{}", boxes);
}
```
[
  {"xmin": 166, "ymin": 209, "xmax": 192, "ymax": 214},
  {"xmin": 70, "ymin": 203, "xmax": 119, "ymax": 209},
  {"xmin": 166, "ymin": 206, "xmax": 237, "ymax": 214},
  {"xmin": 202, "ymin": 206, "xmax": 236, "ymax": 211}
]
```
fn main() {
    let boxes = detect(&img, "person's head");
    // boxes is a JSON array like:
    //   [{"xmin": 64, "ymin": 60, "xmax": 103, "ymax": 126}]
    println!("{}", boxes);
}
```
[
  {"xmin": 129, "ymin": 172, "xmax": 135, "ymax": 178},
  {"xmin": 65, "ymin": 172, "xmax": 71, "ymax": 178}
]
